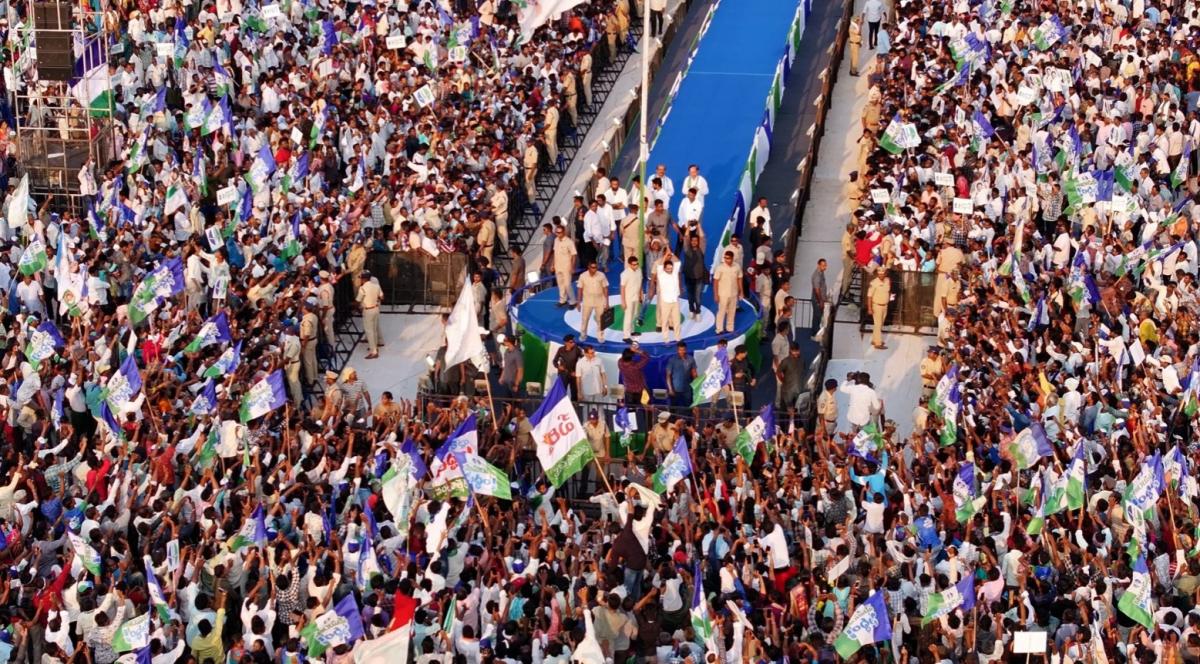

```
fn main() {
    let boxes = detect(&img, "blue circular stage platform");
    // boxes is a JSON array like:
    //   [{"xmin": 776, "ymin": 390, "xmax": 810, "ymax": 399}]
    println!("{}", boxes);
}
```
[{"xmin": 510, "ymin": 276, "xmax": 763, "ymax": 394}]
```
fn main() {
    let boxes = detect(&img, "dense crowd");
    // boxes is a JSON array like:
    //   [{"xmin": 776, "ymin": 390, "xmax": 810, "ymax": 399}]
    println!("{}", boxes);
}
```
[
  {"xmin": 836, "ymin": 0, "xmax": 1200, "ymax": 660},
  {"xmin": 6, "ymin": 0, "xmax": 1200, "ymax": 659}
]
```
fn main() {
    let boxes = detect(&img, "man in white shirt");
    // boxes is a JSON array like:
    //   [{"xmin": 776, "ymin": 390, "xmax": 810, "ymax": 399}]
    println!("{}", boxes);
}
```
[
  {"xmin": 655, "ymin": 259, "xmax": 682, "ymax": 341},
  {"xmin": 839, "ymin": 372, "xmax": 880, "ymax": 429},
  {"xmin": 681, "ymin": 165, "xmax": 709, "ymax": 206},
  {"xmin": 677, "ymin": 189, "xmax": 704, "ymax": 245},
  {"xmin": 584, "ymin": 197, "xmax": 614, "ymax": 267}
]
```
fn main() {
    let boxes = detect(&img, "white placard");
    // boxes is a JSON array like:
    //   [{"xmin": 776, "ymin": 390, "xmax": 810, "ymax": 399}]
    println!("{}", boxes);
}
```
[
  {"xmin": 155, "ymin": 42, "xmax": 175, "ymax": 58},
  {"xmin": 934, "ymin": 172, "xmax": 954, "ymax": 187},
  {"xmin": 1015, "ymin": 85, "xmax": 1037, "ymax": 106},
  {"xmin": 386, "ymin": 34, "xmax": 407, "ymax": 50},
  {"xmin": 212, "ymin": 276, "xmax": 229, "ymax": 300},
  {"xmin": 1043, "ymin": 67, "xmax": 1071, "ymax": 93},
  {"xmin": 206, "ymin": 227, "xmax": 224, "ymax": 252},
  {"xmin": 1129, "ymin": 338, "xmax": 1146, "ymax": 366},
  {"xmin": 317, "ymin": 60, "xmax": 334, "ymax": 79},
  {"xmin": 1013, "ymin": 631, "xmax": 1048, "ymax": 654},
  {"xmin": 953, "ymin": 198, "xmax": 974, "ymax": 214},
  {"xmin": 870, "ymin": 188, "xmax": 890, "ymax": 204},
  {"xmin": 110, "ymin": 42, "xmax": 125, "ymax": 56},
  {"xmin": 216, "ymin": 185, "xmax": 239, "ymax": 207},
  {"xmin": 826, "ymin": 556, "xmax": 850, "ymax": 584},
  {"xmin": 613, "ymin": 411, "xmax": 638, "ymax": 431},
  {"xmin": 1111, "ymin": 193, "xmax": 1129, "ymax": 210},
  {"xmin": 261, "ymin": 4, "xmax": 281, "ymax": 19},
  {"xmin": 166, "ymin": 540, "xmax": 180, "ymax": 572},
  {"xmin": 413, "ymin": 84, "xmax": 435, "ymax": 108},
  {"xmin": 448, "ymin": 45, "xmax": 467, "ymax": 63},
  {"xmin": 290, "ymin": 126, "xmax": 304, "ymax": 145}
]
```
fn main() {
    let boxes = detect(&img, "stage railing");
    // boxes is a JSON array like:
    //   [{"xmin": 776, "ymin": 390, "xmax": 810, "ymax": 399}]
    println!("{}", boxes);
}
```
[
  {"xmin": 365, "ymin": 251, "xmax": 470, "ymax": 312},
  {"xmin": 857, "ymin": 268, "xmax": 938, "ymax": 334}
]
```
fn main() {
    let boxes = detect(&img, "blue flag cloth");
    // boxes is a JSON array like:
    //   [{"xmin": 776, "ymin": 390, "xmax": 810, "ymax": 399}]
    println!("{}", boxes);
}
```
[
  {"xmin": 190, "ymin": 379, "xmax": 219, "ymax": 417},
  {"xmin": 401, "ymin": 438, "xmax": 429, "ymax": 481},
  {"xmin": 972, "ymin": 110, "xmax": 994, "ymax": 138}
]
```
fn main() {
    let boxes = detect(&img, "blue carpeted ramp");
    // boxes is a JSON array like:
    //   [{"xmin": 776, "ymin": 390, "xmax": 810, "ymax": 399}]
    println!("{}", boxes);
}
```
[{"xmin": 647, "ymin": 0, "xmax": 809, "ymax": 265}]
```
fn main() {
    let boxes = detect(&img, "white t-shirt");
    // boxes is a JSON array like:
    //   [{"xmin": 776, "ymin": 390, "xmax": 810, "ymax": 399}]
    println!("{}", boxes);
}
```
[{"xmin": 656, "ymin": 266, "xmax": 681, "ymax": 303}]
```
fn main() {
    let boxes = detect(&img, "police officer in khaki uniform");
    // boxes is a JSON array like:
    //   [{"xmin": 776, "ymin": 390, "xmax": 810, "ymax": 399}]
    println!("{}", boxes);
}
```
[
  {"xmin": 840, "ymin": 222, "xmax": 858, "ymax": 300},
  {"xmin": 919, "ymin": 347, "xmax": 943, "ymax": 399},
  {"xmin": 866, "ymin": 267, "xmax": 891, "ymax": 349},
  {"xmin": 317, "ymin": 271, "xmax": 336, "ymax": 344},
  {"xmin": 300, "ymin": 303, "xmax": 319, "ymax": 385},
  {"xmin": 282, "ymin": 322, "xmax": 303, "ymax": 405},
  {"xmin": 712, "ymin": 249, "xmax": 742, "ymax": 334},
  {"xmin": 347, "ymin": 241, "xmax": 368, "ymax": 293},
  {"xmin": 357, "ymin": 270, "xmax": 384, "ymax": 359},
  {"xmin": 578, "ymin": 261, "xmax": 610, "ymax": 343},
  {"xmin": 848, "ymin": 15, "xmax": 863, "ymax": 76}
]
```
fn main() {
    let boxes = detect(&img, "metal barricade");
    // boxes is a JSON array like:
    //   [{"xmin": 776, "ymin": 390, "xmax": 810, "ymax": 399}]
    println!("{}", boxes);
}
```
[
  {"xmin": 366, "ymin": 251, "xmax": 470, "ymax": 311},
  {"xmin": 858, "ymin": 268, "xmax": 938, "ymax": 334}
]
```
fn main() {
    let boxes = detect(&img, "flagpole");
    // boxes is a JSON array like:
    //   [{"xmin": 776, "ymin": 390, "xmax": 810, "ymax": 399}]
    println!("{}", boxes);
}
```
[
  {"xmin": 473, "ymin": 497, "xmax": 492, "ymax": 536},
  {"xmin": 592, "ymin": 455, "xmax": 618, "ymax": 500},
  {"xmin": 483, "ymin": 373, "xmax": 500, "ymax": 433}
]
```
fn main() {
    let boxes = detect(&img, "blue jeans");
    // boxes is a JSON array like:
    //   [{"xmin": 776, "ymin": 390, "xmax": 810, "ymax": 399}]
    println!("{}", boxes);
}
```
[
  {"xmin": 684, "ymin": 278, "xmax": 703, "ymax": 315},
  {"xmin": 623, "ymin": 567, "xmax": 644, "ymax": 597}
]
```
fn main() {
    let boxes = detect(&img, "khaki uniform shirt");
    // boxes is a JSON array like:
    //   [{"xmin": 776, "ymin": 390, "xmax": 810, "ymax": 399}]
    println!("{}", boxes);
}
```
[
  {"xmin": 867, "ymin": 277, "xmax": 890, "ymax": 306},
  {"xmin": 553, "ymin": 236, "xmax": 577, "ymax": 273},
  {"xmin": 579, "ymin": 271, "xmax": 609, "ymax": 303},
  {"xmin": 357, "ymin": 280, "xmax": 383, "ymax": 308},
  {"xmin": 714, "ymin": 263, "xmax": 741, "ymax": 298}
]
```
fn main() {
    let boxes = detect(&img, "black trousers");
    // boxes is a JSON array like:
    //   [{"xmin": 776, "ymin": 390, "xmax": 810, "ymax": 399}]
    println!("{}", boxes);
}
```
[
  {"xmin": 868, "ymin": 21, "xmax": 880, "ymax": 49},
  {"xmin": 650, "ymin": 9, "xmax": 664, "ymax": 36}
]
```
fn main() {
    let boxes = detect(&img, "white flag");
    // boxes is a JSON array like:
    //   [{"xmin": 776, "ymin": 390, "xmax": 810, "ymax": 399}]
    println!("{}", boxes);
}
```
[
  {"xmin": 443, "ymin": 276, "xmax": 486, "ymax": 369},
  {"xmin": 7, "ymin": 174, "xmax": 28, "ymax": 230}
]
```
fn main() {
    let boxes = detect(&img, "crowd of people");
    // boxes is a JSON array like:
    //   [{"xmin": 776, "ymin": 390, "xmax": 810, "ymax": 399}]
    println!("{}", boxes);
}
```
[
  {"xmin": 833, "ymin": 0, "xmax": 1200, "ymax": 660},
  {"xmin": 6, "ymin": 0, "xmax": 1200, "ymax": 658}
]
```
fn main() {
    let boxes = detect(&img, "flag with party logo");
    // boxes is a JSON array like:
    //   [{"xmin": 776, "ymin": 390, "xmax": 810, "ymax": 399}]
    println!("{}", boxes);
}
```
[
  {"xmin": 106, "ymin": 354, "xmax": 143, "ymax": 416},
  {"xmin": 1117, "ymin": 555, "xmax": 1155, "ymax": 628},
  {"xmin": 1123, "ymin": 451, "xmax": 1164, "ymax": 518},
  {"xmin": 228, "ymin": 504, "xmax": 268, "ymax": 551},
  {"xmin": 1065, "ymin": 440, "xmax": 1087, "ymax": 510},
  {"xmin": 733, "ymin": 404, "xmax": 774, "ymax": 464},
  {"xmin": 164, "ymin": 183, "xmax": 188, "ymax": 216},
  {"xmin": 203, "ymin": 341, "xmax": 242, "ymax": 380},
  {"xmin": 24, "ymin": 320, "xmax": 64, "ymax": 369},
  {"xmin": 529, "ymin": 377, "xmax": 594, "ymax": 487},
  {"xmin": 1007, "ymin": 422, "xmax": 1053, "ymax": 469},
  {"xmin": 691, "ymin": 347, "xmax": 731, "ymax": 407},
  {"xmin": 185, "ymin": 311, "xmax": 232, "ymax": 352},
  {"xmin": 143, "ymin": 556, "xmax": 174, "ymax": 622},
  {"xmin": 239, "ymin": 370, "xmax": 287, "ymax": 422},
  {"xmin": 953, "ymin": 463, "xmax": 984, "ymax": 522},
  {"xmin": 301, "ymin": 594, "xmax": 365, "ymax": 658},
  {"xmin": 429, "ymin": 414, "xmax": 478, "ymax": 499},
  {"xmin": 69, "ymin": 531, "xmax": 101, "ymax": 575},
  {"xmin": 850, "ymin": 421, "xmax": 883, "ymax": 464},
  {"xmin": 690, "ymin": 560, "xmax": 718, "ymax": 656},
  {"xmin": 834, "ymin": 591, "xmax": 892, "ymax": 659},
  {"xmin": 880, "ymin": 114, "xmax": 907, "ymax": 154},
  {"xmin": 652, "ymin": 437, "xmax": 694, "ymax": 494},
  {"xmin": 111, "ymin": 613, "xmax": 151, "ymax": 653},
  {"xmin": 190, "ymin": 380, "xmax": 219, "ymax": 417},
  {"xmin": 18, "ymin": 235, "xmax": 47, "ymax": 275},
  {"xmin": 454, "ymin": 451, "xmax": 512, "ymax": 500},
  {"xmin": 922, "ymin": 575, "xmax": 975, "ymax": 625}
]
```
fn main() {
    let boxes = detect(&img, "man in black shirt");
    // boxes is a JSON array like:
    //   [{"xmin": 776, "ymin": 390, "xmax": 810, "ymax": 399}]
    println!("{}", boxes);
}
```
[
  {"xmin": 552, "ymin": 334, "xmax": 583, "ymax": 401},
  {"xmin": 730, "ymin": 344, "xmax": 755, "ymax": 410},
  {"xmin": 683, "ymin": 235, "xmax": 707, "ymax": 320}
]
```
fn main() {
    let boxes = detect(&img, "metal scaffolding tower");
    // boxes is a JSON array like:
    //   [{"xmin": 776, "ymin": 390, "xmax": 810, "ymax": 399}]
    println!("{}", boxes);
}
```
[{"xmin": 12, "ymin": 0, "xmax": 115, "ymax": 214}]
